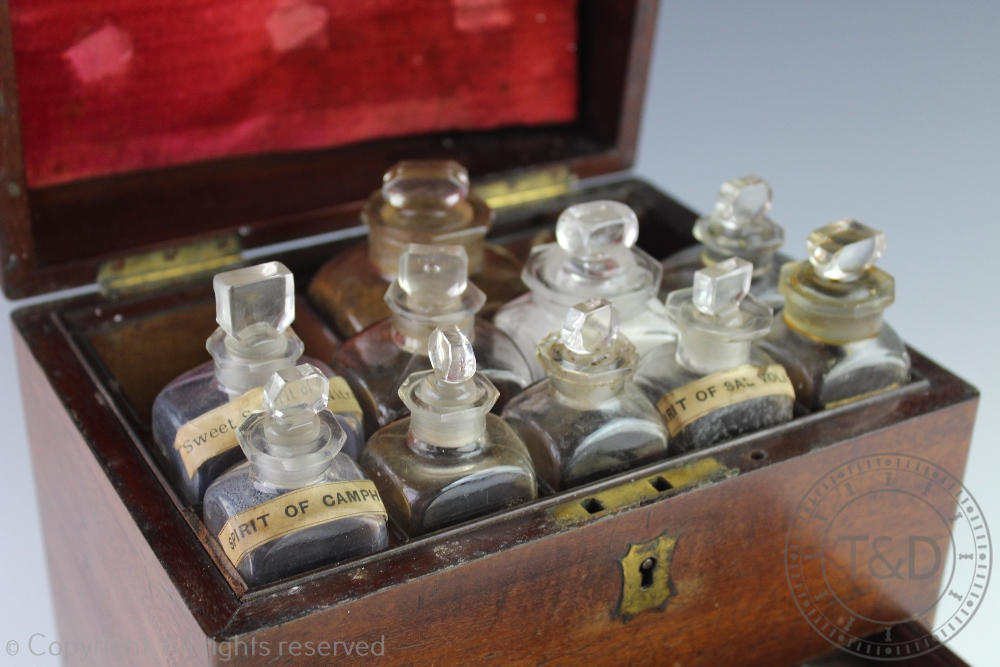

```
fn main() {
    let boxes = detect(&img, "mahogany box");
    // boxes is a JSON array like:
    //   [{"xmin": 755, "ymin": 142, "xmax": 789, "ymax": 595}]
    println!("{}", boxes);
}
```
[{"xmin": 3, "ymin": 0, "xmax": 980, "ymax": 664}]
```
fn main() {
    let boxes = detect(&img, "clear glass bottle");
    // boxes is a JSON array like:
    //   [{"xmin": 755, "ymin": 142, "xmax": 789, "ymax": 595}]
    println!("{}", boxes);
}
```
[
  {"xmin": 502, "ymin": 299, "xmax": 670, "ymax": 492},
  {"xmin": 635, "ymin": 257, "xmax": 795, "ymax": 453},
  {"xmin": 307, "ymin": 160, "xmax": 525, "ymax": 337},
  {"xmin": 661, "ymin": 176, "xmax": 789, "ymax": 311},
  {"xmin": 333, "ymin": 243, "xmax": 532, "ymax": 434},
  {"xmin": 151, "ymin": 262, "xmax": 364, "ymax": 505},
  {"xmin": 758, "ymin": 219, "xmax": 910, "ymax": 409},
  {"xmin": 360, "ymin": 326, "xmax": 537, "ymax": 537},
  {"xmin": 494, "ymin": 200, "xmax": 668, "ymax": 378},
  {"xmin": 203, "ymin": 364, "xmax": 388, "ymax": 586}
]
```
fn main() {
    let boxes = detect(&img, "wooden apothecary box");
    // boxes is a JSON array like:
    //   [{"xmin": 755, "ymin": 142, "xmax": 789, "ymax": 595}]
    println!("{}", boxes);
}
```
[{"xmin": 3, "ymin": 1, "xmax": 979, "ymax": 664}]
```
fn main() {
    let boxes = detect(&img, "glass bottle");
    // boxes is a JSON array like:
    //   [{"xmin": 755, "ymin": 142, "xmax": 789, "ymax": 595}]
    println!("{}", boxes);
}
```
[
  {"xmin": 151, "ymin": 262, "xmax": 364, "ymax": 505},
  {"xmin": 661, "ymin": 176, "xmax": 788, "ymax": 311},
  {"xmin": 758, "ymin": 220, "xmax": 910, "ymax": 409},
  {"xmin": 203, "ymin": 364, "xmax": 388, "ymax": 586},
  {"xmin": 332, "ymin": 243, "xmax": 532, "ymax": 434},
  {"xmin": 635, "ymin": 257, "xmax": 795, "ymax": 453},
  {"xmin": 502, "ymin": 299, "xmax": 670, "ymax": 492},
  {"xmin": 307, "ymin": 160, "xmax": 525, "ymax": 337},
  {"xmin": 494, "ymin": 200, "xmax": 668, "ymax": 379},
  {"xmin": 360, "ymin": 326, "xmax": 537, "ymax": 537}
]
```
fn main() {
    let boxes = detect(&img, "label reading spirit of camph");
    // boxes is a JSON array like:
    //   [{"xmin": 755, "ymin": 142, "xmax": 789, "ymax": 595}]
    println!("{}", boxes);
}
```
[
  {"xmin": 656, "ymin": 364, "xmax": 794, "ymax": 437},
  {"xmin": 217, "ymin": 480, "xmax": 387, "ymax": 567},
  {"xmin": 173, "ymin": 377, "xmax": 362, "ymax": 479}
]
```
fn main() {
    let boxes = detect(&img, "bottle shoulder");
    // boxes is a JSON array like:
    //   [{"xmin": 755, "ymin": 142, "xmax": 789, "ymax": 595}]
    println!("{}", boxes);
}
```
[
  {"xmin": 312, "ymin": 242, "xmax": 375, "ymax": 280},
  {"xmin": 152, "ymin": 362, "xmax": 231, "ymax": 442},
  {"xmin": 636, "ymin": 342, "xmax": 778, "ymax": 394},
  {"xmin": 365, "ymin": 416, "xmax": 531, "ymax": 466}
]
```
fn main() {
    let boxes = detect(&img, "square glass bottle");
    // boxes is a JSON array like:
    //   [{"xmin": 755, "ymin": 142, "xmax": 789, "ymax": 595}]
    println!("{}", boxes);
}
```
[
  {"xmin": 758, "ymin": 220, "xmax": 910, "ymax": 409},
  {"xmin": 151, "ymin": 262, "xmax": 364, "ymax": 505},
  {"xmin": 660, "ymin": 176, "xmax": 789, "ymax": 311},
  {"xmin": 635, "ymin": 258, "xmax": 795, "ymax": 453},
  {"xmin": 307, "ymin": 160, "xmax": 525, "ymax": 337},
  {"xmin": 332, "ymin": 244, "xmax": 533, "ymax": 434},
  {"xmin": 494, "ymin": 200, "xmax": 670, "ymax": 378},
  {"xmin": 203, "ymin": 364, "xmax": 388, "ymax": 586},
  {"xmin": 360, "ymin": 326, "xmax": 537, "ymax": 537},
  {"xmin": 502, "ymin": 299, "xmax": 670, "ymax": 492}
]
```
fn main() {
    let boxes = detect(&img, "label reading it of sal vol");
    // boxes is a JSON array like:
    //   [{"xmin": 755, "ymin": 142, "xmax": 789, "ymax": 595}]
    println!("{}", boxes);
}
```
[
  {"xmin": 656, "ymin": 364, "xmax": 794, "ymax": 437},
  {"xmin": 218, "ymin": 480, "xmax": 386, "ymax": 567},
  {"xmin": 173, "ymin": 376, "xmax": 362, "ymax": 479}
]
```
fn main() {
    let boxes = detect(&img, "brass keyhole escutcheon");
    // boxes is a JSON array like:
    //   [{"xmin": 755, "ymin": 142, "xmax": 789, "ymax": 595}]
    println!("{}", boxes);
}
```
[{"xmin": 616, "ymin": 532, "xmax": 677, "ymax": 621}]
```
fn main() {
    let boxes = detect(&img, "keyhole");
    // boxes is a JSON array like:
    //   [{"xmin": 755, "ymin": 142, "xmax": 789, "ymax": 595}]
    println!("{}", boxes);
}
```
[{"xmin": 640, "ymin": 557, "xmax": 657, "ymax": 589}]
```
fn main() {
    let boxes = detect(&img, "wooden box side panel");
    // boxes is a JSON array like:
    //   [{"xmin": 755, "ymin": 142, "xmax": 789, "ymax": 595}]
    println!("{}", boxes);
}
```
[
  {"xmin": 234, "ymin": 400, "xmax": 977, "ymax": 666},
  {"xmin": 15, "ymin": 331, "xmax": 213, "ymax": 667}
]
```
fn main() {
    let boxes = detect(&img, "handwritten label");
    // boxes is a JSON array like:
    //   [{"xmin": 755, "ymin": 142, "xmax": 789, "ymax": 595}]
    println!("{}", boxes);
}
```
[
  {"xmin": 217, "ymin": 481, "xmax": 386, "ymax": 566},
  {"xmin": 656, "ymin": 364, "xmax": 794, "ymax": 436},
  {"xmin": 174, "ymin": 376, "xmax": 362, "ymax": 479}
]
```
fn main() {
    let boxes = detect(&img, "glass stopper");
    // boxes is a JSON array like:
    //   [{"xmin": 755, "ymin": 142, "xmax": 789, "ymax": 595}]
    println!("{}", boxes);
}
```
[
  {"xmin": 214, "ymin": 261, "xmax": 294, "ymax": 340},
  {"xmin": 692, "ymin": 257, "xmax": 753, "ymax": 316},
  {"xmin": 559, "ymin": 298, "xmax": 618, "ymax": 355},
  {"xmin": 263, "ymin": 363, "xmax": 329, "ymax": 421},
  {"xmin": 382, "ymin": 160, "xmax": 470, "ymax": 209},
  {"xmin": 428, "ymin": 326, "xmax": 476, "ymax": 383},
  {"xmin": 555, "ymin": 200, "xmax": 639, "ymax": 258},
  {"xmin": 397, "ymin": 244, "xmax": 469, "ymax": 300},
  {"xmin": 807, "ymin": 219, "xmax": 887, "ymax": 281},
  {"xmin": 713, "ymin": 176, "xmax": 772, "ymax": 230}
]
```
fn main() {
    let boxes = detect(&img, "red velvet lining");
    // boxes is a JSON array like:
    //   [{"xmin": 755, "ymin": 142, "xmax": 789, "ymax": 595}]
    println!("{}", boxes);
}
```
[{"xmin": 11, "ymin": 0, "xmax": 578, "ymax": 187}]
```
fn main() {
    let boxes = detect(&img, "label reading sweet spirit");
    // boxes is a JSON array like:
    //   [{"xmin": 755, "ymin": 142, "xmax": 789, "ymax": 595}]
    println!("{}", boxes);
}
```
[
  {"xmin": 656, "ymin": 364, "xmax": 794, "ymax": 436},
  {"xmin": 173, "ymin": 377, "xmax": 362, "ymax": 479},
  {"xmin": 217, "ymin": 481, "xmax": 386, "ymax": 567}
]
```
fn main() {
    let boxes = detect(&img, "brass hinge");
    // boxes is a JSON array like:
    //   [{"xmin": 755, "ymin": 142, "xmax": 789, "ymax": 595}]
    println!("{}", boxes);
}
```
[
  {"xmin": 474, "ymin": 165, "xmax": 576, "ymax": 210},
  {"xmin": 97, "ymin": 234, "xmax": 243, "ymax": 298}
]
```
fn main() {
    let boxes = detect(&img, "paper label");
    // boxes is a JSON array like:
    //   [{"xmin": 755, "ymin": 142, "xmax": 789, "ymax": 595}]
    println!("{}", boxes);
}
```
[
  {"xmin": 217, "ymin": 481, "xmax": 386, "ymax": 567},
  {"xmin": 656, "ymin": 364, "xmax": 794, "ymax": 437},
  {"xmin": 174, "ymin": 376, "xmax": 362, "ymax": 479}
]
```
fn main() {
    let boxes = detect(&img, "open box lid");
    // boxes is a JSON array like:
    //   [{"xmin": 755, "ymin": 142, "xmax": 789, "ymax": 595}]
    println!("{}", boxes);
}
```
[{"xmin": 0, "ymin": 0, "xmax": 657, "ymax": 299}]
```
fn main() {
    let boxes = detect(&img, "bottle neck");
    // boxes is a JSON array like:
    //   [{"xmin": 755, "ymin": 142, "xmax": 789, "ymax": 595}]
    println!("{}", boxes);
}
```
[
  {"xmin": 400, "ymin": 372, "xmax": 497, "ymax": 451},
  {"xmin": 549, "ymin": 377, "xmax": 627, "ymax": 406},
  {"xmin": 539, "ymin": 337, "xmax": 636, "ymax": 406},
  {"xmin": 694, "ymin": 215, "xmax": 783, "ymax": 276},
  {"xmin": 364, "ymin": 195, "xmax": 490, "ymax": 279},
  {"xmin": 208, "ymin": 328, "xmax": 304, "ymax": 396},
  {"xmin": 675, "ymin": 330, "xmax": 753, "ymax": 376},
  {"xmin": 701, "ymin": 246, "xmax": 775, "ymax": 277},
  {"xmin": 391, "ymin": 313, "xmax": 476, "ymax": 354},
  {"xmin": 779, "ymin": 261, "xmax": 893, "ymax": 345},
  {"xmin": 525, "ymin": 245, "xmax": 661, "ymax": 320},
  {"xmin": 407, "ymin": 418, "xmax": 487, "ymax": 455},
  {"xmin": 243, "ymin": 413, "xmax": 340, "ymax": 489}
]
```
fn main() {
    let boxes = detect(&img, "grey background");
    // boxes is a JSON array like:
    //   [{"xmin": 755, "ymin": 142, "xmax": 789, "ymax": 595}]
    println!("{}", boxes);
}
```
[{"xmin": 1, "ymin": 1, "xmax": 997, "ymax": 663}]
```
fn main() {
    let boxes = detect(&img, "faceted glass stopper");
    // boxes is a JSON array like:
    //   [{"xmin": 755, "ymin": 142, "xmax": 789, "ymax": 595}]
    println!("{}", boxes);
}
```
[
  {"xmin": 263, "ymin": 363, "xmax": 329, "ymax": 420},
  {"xmin": 714, "ymin": 176, "xmax": 772, "ymax": 229},
  {"xmin": 214, "ymin": 261, "xmax": 294, "ymax": 339},
  {"xmin": 807, "ymin": 219, "xmax": 887, "ymax": 281},
  {"xmin": 428, "ymin": 326, "xmax": 476, "ymax": 383},
  {"xmin": 397, "ymin": 244, "xmax": 468, "ymax": 299},
  {"xmin": 555, "ymin": 200, "xmax": 639, "ymax": 258},
  {"xmin": 692, "ymin": 257, "xmax": 752, "ymax": 315},
  {"xmin": 560, "ymin": 298, "xmax": 618, "ymax": 355},
  {"xmin": 382, "ymin": 160, "xmax": 470, "ymax": 209}
]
